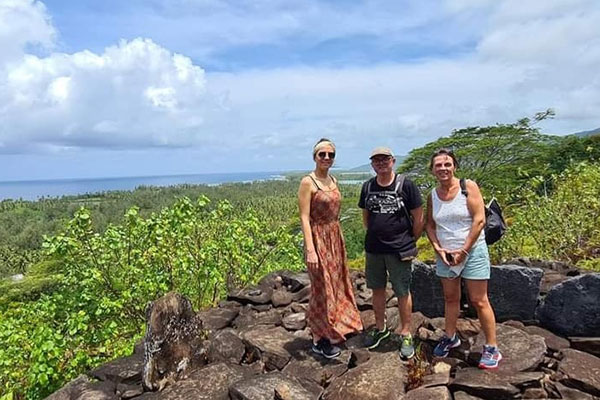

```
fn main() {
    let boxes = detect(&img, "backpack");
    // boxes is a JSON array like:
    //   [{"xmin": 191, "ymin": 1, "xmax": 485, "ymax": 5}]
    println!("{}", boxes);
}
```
[
  {"xmin": 459, "ymin": 179, "xmax": 506, "ymax": 245},
  {"xmin": 366, "ymin": 174, "xmax": 413, "ymax": 228}
]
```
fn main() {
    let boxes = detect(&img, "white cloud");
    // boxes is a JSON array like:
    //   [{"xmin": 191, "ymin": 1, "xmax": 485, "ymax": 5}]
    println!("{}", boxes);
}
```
[
  {"xmin": 0, "ymin": 0, "xmax": 55, "ymax": 64},
  {"xmin": 0, "ymin": 21, "xmax": 208, "ymax": 152},
  {"xmin": 0, "ymin": 0, "xmax": 599, "ymax": 177}
]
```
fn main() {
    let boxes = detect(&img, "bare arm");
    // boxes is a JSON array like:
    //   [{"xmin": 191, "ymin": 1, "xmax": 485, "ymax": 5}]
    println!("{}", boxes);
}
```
[
  {"xmin": 425, "ymin": 193, "xmax": 451, "ymax": 265},
  {"xmin": 410, "ymin": 206, "xmax": 424, "ymax": 239},
  {"xmin": 298, "ymin": 177, "xmax": 318, "ymax": 269}
]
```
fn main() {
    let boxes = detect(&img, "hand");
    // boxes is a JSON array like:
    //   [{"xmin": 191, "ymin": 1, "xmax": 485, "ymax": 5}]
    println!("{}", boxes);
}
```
[
  {"xmin": 447, "ymin": 249, "xmax": 467, "ymax": 266},
  {"xmin": 438, "ymin": 248, "xmax": 452, "ymax": 266},
  {"xmin": 305, "ymin": 249, "xmax": 318, "ymax": 270}
]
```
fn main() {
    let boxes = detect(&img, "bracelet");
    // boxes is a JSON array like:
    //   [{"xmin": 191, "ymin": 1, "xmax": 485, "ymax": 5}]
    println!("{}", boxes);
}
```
[{"xmin": 460, "ymin": 248, "xmax": 469, "ymax": 256}]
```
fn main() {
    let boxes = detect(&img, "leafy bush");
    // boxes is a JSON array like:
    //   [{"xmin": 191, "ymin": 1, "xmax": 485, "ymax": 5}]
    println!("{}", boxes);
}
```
[
  {"xmin": 493, "ymin": 162, "xmax": 600, "ymax": 268},
  {"xmin": 0, "ymin": 196, "xmax": 304, "ymax": 399}
]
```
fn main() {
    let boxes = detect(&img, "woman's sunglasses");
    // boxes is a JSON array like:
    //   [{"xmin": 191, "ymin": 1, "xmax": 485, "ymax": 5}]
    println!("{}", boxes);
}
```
[{"xmin": 317, "ymin": 151, "xmax": 336, "ymax": 159}]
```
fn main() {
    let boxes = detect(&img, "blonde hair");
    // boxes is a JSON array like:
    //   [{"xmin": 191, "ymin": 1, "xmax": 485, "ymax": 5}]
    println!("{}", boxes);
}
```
[{"xmin": 312, "ymin": 138, "xmax": 336, "ymax": 158}]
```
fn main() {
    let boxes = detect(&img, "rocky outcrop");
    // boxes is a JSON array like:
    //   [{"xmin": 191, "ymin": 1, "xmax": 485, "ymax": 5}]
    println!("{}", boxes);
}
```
[
  {"xmin": 557, "ymin": 348, "xmax": 600, "ymax": 397},
  {"xmin": 506, "ymin": 257, "xmax": 584, "ymax": 294},
  {"xmin": 569, "ymin": 337, "xmax": 600, "ymax": 358},
  {"xmin": 411, "ymin": 261, "xmax": 445, "ymax": 317},
  {"xmin": 138, "ymin": 362, "xmax": 254, "ymax": 400},
  {"xmin": 536, "ymin": 273, "xmax": 600, "ymax": 336},
  {"xmin": 142, "ymin": 292, "xmax": 206, "ymax": 391},
  {"xmin": 46, "ymin": 375, "xmax": 113, "ymax": 400},
  {"xmin": 323, "ymin": 352, "xmax": 406, "ymax": 400},
  {"xmin": 411, "ymin": 262, "xmax": 544, "ymax": 321},
  {"xmin": 469, "ymin": 325, "xmax": 547, "ymax": 373},
  {"xmin": 486, "ymin": 264, "xmax": 543, "ymax": 321},
  {"xmin": 50, "ymin": 266, "xmax": 600, "ymax": 400}
]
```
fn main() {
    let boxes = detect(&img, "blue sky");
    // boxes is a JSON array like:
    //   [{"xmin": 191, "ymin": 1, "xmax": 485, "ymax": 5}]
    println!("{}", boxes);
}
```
[{"xmin": 0, "ymin": 0, "xmax": 599, "ymax": 180}]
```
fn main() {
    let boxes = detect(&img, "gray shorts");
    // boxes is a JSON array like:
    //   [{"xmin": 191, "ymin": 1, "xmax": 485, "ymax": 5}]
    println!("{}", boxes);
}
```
[{"xmin": 365, "ymin": 252, "xmax": 412, "ymax": 297}]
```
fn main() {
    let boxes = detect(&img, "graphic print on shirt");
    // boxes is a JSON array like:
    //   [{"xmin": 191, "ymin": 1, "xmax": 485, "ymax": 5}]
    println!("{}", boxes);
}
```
[{"xmin": 365, "ymin": 192, "xmax": 402, "ymax": 214}]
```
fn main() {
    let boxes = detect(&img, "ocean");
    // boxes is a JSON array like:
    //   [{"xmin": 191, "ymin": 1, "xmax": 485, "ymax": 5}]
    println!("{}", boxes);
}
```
[{"xmin": 0, "ymin": 172, "xmax": 286, "ymax": 201}]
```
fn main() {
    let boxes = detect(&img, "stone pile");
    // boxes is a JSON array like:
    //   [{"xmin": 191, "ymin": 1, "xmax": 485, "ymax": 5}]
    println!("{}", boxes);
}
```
[{"xmin": 48, "ymin": 262, "xmax": 600, "ymax": 400}]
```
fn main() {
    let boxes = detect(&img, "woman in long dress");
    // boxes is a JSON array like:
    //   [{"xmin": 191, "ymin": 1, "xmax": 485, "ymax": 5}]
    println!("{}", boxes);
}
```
[{"xmin": 298, "ymin": 138, "xmax": 363, "ymax": 358}]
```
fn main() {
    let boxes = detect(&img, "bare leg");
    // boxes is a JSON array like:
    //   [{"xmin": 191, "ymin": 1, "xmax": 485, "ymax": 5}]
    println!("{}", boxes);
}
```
[
  {"xmin": 465, "ymin": 279, "xmax": 497, "ymax": 346},
  {"xmin": 441, "ymin": 278, "xmax": 461, "ymax": 337},
  {"xmin": 397, "ymin": 292, "xmax": 413, "ymax": 336},
  {"xmin": 372, "ymin": 288, "xmax": 387, "ymax": 330}
]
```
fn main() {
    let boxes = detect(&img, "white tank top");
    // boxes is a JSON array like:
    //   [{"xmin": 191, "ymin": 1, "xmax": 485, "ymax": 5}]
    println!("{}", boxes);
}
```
[{"xmin": 431, "ymin": 184, "xmax": 485, "ymax": 250}]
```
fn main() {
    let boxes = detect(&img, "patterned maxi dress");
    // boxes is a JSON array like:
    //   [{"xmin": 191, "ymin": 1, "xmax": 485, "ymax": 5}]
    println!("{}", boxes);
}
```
[{"xmin": 305, "ymin": 177, "xmax": 363, "ymax": 343}]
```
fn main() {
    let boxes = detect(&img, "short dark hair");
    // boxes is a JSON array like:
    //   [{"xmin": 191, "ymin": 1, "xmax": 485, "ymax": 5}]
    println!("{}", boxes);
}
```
[{"xmin": 429, "ymin": 148, "xmax": 459, "ymax": 170}]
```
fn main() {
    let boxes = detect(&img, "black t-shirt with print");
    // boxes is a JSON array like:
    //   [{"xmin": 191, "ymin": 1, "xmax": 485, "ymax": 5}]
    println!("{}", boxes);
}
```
[{"xmin": 358, "ymin": 175, "xmax": 423, "ymax": 253}]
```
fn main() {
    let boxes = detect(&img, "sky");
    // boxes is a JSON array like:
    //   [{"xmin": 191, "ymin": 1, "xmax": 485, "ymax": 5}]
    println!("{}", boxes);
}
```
[{"xmin": 0, "ymin": 0, "xmax": 599, "ymax": 180}]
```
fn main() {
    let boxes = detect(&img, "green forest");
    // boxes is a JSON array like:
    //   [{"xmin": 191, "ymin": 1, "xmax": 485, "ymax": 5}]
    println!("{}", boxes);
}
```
[{"xmin": 1, "ymin": 116, "xmax": 600, "ymax": 399}]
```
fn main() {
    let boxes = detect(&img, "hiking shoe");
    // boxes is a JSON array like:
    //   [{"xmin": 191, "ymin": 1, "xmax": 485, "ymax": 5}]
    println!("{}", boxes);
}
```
[
  {"xmin": 479, "ymin": 345, "xmax": 502, "ymax": 369},
  {"xmin": 364, "ymin": 326, "xmax": 391, "ymax": 349},
  {"xmin": 433, "ymin": 334, "xmax": 461, "ymax": 357},
  {"xmin": 399, "ymin": 334, "xmax": 415, "ymax": 359},
  {"xmin": 312, "ymin": 338, "xmax": 341, "ymax": 359}
]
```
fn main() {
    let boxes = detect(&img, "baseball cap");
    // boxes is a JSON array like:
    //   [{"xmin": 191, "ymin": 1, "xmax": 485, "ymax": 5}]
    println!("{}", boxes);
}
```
[{"xmin": 370, "ymin": 147, "xmax": 394, "ymax": 159}]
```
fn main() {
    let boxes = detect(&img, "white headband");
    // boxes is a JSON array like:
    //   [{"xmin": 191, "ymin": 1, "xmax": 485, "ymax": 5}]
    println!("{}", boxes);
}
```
[{"xmin": 313, "ymin": 141, "xmax": 335, "ymax": 156}]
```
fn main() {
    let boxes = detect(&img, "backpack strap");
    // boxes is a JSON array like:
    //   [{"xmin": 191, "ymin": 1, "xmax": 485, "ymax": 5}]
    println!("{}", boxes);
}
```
[
  {"xmin": 459, "ymin": 178, "xmax": 468, "ymax": 197},
  {"xmin": 365, "ymin": 176, "xmax": 376, "ymax": 198},
  {"xmin": 395, "ymin": 174, "xmax": 413, "ymax": 229},
  {"xmin": 394, "ymin": 174, "xmax": 406, "ymax": 196}
]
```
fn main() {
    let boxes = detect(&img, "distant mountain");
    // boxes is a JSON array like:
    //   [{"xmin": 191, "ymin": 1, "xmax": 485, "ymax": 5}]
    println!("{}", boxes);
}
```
[
  {"xmin": 347, "ymin": 155, "xmax": 407, "ymax": 172},
  {"xmin": 347, "ymin": 163, "xmax": 372, "ymax": 172},
  {"xmin": 573, "ymin": 127, "xmax": 600, "ymax": 137}
]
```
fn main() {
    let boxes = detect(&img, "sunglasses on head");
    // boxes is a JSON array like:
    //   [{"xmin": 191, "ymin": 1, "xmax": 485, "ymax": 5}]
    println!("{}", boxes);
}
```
[{"xmin": 317, "ymin": 151, "xmax": 336, "ymax": 159}]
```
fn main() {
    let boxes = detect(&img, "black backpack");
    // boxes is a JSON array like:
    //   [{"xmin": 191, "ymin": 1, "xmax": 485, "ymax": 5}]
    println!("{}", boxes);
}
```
[
  {"xmin": 365, "ymin": 174, "xmax": 413, "ymax": 228},
  {"xmin": 459, "ymin": 179, "xmax": 506, "ymax": 245}
]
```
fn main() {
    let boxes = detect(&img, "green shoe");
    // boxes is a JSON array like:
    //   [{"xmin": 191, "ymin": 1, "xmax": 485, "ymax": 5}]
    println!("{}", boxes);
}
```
[
  {"xmin": 364, "ymin": 326, "xmax": 390, "ymax": 349},
  {"xmin": 400, "ymin": 334, "xmax": 415, "ymax": 359}
]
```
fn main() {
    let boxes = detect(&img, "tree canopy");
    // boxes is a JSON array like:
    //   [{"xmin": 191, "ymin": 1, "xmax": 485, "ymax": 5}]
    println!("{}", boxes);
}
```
[{"xmin": 397, "ymin": 117, "xmax": 558, "ymax": 197}]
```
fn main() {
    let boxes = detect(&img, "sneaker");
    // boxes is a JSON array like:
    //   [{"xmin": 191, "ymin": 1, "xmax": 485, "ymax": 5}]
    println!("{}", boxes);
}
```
[
  {"xmin": 433, "ymin": 333, "xmax": 461, "ymax": 357},
  {"xmin": 364, "ymin": 326, "xmax": 391, "ymax": 349},
  {"xmin": 311, "ymin": 338, "xmax": 341, "ymax": 359},
  {"xmin": 478, "ymin": 345, "xmax": 502, "ymax": 369},
  {"xmin": 399, "ymin": 334, "xmax": 415, "ymax": 359}
]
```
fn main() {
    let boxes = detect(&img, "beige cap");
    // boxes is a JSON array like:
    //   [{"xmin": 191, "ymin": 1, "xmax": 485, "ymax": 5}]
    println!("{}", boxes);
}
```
[{"xmin": 370, "ymin": 146, "xmax": 394, "ymax": 159}]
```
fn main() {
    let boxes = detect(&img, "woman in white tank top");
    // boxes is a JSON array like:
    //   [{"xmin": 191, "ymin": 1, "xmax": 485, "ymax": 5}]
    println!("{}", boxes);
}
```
[{"xmin": 425, "ymin": 149, "xmax": 502, "ymax": 370}]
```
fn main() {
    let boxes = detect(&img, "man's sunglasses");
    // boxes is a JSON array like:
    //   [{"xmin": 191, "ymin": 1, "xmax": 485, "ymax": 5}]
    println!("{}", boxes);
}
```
[
  {"xmin": 317, "ymin": 152, "xmax": 336, "ymax": 159},
  {"xmin": 371, "ymin": 156, "xmax": 392, "ymax": 163}
]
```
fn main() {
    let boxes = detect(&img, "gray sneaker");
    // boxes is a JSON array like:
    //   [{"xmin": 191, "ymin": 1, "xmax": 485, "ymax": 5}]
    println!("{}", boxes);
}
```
[{"xmin": 400, "ymin": 334, "xmax": 415, "ymax": 359}]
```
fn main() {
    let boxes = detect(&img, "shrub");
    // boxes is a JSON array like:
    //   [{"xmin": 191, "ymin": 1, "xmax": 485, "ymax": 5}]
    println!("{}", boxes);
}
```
[
  {"xmin": 0, "ymin": 196, "xmax": 304, "ymax": 398},
  {"xmin": 493, "ymin": 162, "xmax": 600, "ymax": 268}
]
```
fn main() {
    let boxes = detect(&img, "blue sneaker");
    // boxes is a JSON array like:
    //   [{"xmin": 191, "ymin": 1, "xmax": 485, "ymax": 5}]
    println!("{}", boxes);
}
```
[
  {"xmin": 433, "ymin": 333, "xmax": 461, "ymax": 357},
  {"xmin": 479, "ymin": 345, "xmax": 502, "ymax": 369}
]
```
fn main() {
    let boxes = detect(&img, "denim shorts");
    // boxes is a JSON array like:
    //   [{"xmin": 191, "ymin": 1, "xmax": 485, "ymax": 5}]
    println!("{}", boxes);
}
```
[
  {"xmin": 365, "ymin": 252, "xmax": 412, "ymax": 297},
  {"xmin": 436, "ymin": 242, "xmax": 490, "ymax": 280}
]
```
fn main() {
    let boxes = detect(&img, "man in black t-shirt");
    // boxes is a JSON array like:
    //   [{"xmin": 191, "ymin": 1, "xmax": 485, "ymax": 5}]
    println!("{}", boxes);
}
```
[{"xmin": 358, "ymin": 147, "xmax": 424, "ymax": 359}]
